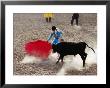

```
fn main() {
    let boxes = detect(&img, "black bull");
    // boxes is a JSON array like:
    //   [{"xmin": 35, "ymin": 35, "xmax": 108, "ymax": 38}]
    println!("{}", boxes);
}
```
[{"xmin": 52, "ymin": 42, "xmax": 95, "ymax": 67}]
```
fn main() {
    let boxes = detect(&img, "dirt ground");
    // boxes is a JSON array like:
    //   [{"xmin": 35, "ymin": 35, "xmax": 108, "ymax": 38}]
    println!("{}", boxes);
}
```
[{"xmin": 13, "ymin": 13, "xmax": 97, "ymax": 75}]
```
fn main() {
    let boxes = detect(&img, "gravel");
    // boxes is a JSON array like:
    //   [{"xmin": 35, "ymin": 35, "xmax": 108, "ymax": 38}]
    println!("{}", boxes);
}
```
[{"xmin": 13, "ymin": 13, "xmax": 97, "ymax": 75}]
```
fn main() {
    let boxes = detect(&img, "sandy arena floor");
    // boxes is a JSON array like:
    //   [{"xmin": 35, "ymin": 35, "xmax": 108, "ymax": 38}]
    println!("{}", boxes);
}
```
[{"xmin": 13, "ymin": 13, "xmax": 97, "ymax": 75}]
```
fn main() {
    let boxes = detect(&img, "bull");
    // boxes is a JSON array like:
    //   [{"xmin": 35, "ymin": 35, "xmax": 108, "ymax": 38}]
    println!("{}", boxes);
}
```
[{"xmin": 52, "ymin": 42, "xmax": 95, "ymax": 67}]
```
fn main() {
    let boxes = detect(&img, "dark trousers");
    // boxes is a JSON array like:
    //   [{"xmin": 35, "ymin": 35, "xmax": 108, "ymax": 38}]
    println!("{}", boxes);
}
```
[
  {"xmin": 46, "ymin": 17, "xmax": 51, "ymax": 22},
  {"xmin": 71, "ymin": 18, "xmax": 78, "ymax": 26}
]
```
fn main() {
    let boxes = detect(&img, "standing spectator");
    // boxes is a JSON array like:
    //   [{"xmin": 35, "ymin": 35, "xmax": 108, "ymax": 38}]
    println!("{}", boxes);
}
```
[
  {"xmin": 43, "ymin": 13, "xmax": 54, "ymax": 22},
  {"xmin": 71, "ymin": 13, "xmax": 79, "ymax": 26}
]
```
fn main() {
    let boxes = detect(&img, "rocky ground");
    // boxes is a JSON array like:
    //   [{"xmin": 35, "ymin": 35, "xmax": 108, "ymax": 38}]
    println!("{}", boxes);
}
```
[{"xmin": 13, "ymin": 13, "xmax": 97, "ymax": 75}]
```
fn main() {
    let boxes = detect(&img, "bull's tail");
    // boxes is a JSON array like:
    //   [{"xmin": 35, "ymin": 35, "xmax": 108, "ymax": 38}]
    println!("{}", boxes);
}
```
[{"xmin": 86, "ymin": 44, "xmax": 95, "ymax": 53}]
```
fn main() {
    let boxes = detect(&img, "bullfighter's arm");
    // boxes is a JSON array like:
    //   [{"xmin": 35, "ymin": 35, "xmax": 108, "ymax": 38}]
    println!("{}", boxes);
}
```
[{"xmin": 47, "ymin": 33, "xmax": 53, "ymax": 41}]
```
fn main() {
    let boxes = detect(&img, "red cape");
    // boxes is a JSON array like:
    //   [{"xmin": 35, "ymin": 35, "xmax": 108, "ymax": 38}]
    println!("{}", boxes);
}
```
[{"xmin": 25, "ymin": 40, "xmax": 52, "ymax": 59}]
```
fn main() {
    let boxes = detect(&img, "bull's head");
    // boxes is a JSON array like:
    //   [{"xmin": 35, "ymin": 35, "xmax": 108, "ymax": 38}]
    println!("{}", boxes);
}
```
[{"xmin": 52, "ymin": 44, "xmax": 57, "ymax": 53}]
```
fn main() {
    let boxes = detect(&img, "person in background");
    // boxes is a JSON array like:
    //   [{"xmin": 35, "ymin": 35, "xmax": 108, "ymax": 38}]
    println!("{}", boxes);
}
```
[
  {"xmin": 71, "ymin": 13, "xmax": 79, "ymax": 26},
  {"xmin": 43, "ymin": 13, "xmax": 54, "ymax": 22},
  {"xmin": 47, "ymin": 26, "xmax": 63, "ymax": 45}
]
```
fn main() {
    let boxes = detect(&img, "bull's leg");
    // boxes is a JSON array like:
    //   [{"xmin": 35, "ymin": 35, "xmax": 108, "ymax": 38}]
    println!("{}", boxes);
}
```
[
  {"xmin": 56, "ymin": 57, "xmax": 60, "ymax": 64},
  {"xmin": 80, "ymin": 54, "xmax": 86, "ymax": 67},
  {"xmin": 56, "ymin": 55, "xmax": 62, "ymax": 64},
  {"xmin": 80, "ymin": 52, "xmax": 87, "ymax": 67},
  {"xmin": 83, "ymin": 53, "xmax": 87, "ymax": 67},
  {"xmin": 84, "ymin": 53, "xmax": 87, "ymax": 58},
  {"xmin": 60, "ymin": 56, "xmax": 64, "ymax": 63},
  {"xmin": 81, "ymin": 55, "xmax": 85, "ymax": 67},
  {"xmin": 56, "ymin": 55, "xmax": 64, "ymax": 64},
  {"xmin": 83, "ymin": 59, "xmax": 86, "ymax": 67},
  {"xmin": 57, "ymin": 53, "xmax": 60, "ymax": 59}
]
